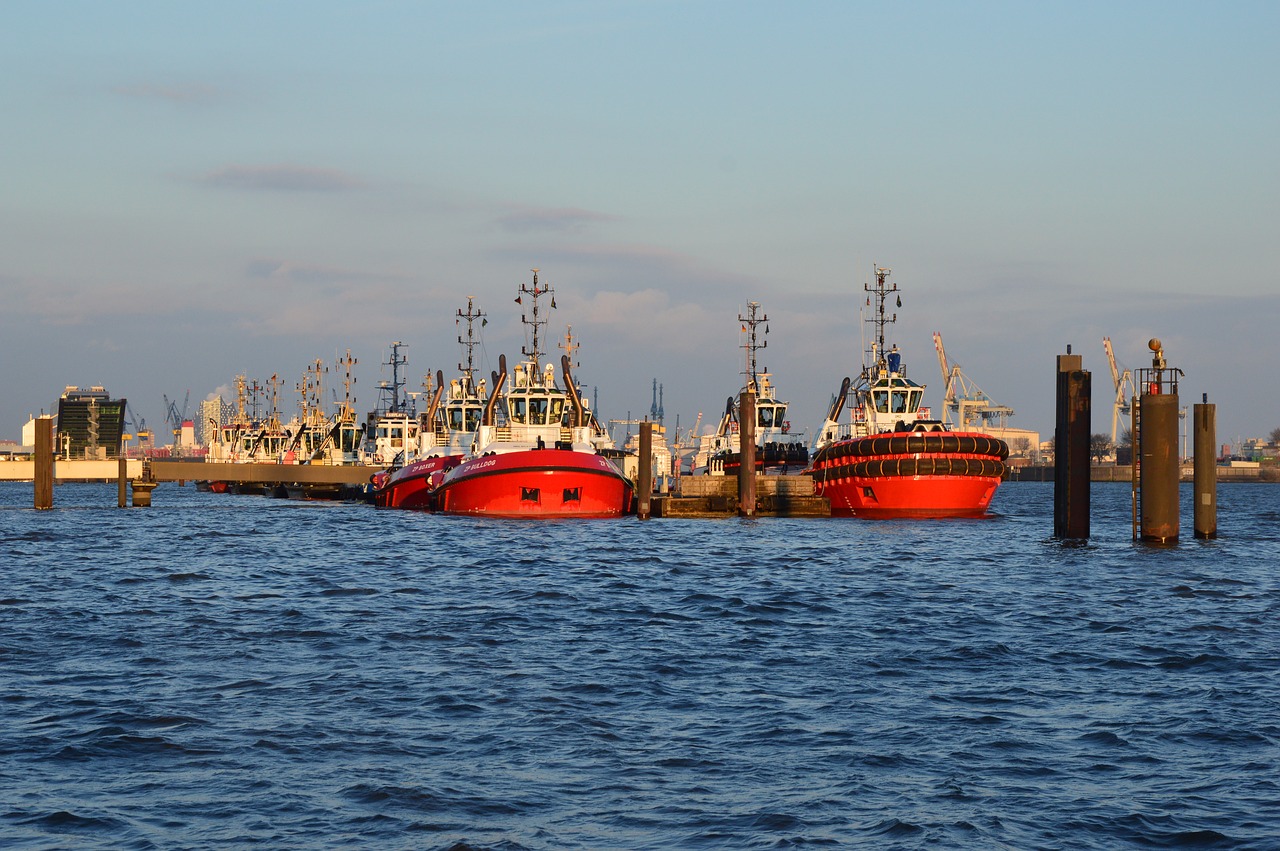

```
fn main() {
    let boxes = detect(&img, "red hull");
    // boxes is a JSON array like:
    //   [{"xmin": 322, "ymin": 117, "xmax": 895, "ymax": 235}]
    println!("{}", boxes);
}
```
[
  {"xmin": 435, "ymin": 448, "xmax": 635, "ymax": 518},
  {"xmin": 816, "ymin": 474, "xmax": 1001, "ymax": 518},
  {"xmin": 809, "ymin": 430, "xmax": 1007, "ymax": 518},
  {"xmin": 370, "ymin": 455, "xmax": 463, "ymax": 509}
]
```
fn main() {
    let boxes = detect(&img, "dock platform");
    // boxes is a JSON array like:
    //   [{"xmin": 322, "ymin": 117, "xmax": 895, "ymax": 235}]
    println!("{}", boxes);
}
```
[{"xmin": 655, "ymin": 475, "xmax": 829, "ymax": 518}]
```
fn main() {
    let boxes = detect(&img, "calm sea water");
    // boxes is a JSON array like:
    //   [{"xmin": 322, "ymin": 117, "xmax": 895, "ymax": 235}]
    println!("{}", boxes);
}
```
[{"xmin": 1, "ymin": 481, "xmax": 1277, "ymax": 850}]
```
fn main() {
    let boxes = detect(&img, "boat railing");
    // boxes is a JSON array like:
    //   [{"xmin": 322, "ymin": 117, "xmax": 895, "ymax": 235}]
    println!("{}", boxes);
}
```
[{"xmin": 820, "ymin": 422, "xmax": 873, "ymax": 444}]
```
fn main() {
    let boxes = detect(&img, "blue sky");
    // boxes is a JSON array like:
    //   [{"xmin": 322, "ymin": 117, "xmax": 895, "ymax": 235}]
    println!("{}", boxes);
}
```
[{"xmin": 3, "ymin": 1, "xmax": 1277, "ymax": 447}]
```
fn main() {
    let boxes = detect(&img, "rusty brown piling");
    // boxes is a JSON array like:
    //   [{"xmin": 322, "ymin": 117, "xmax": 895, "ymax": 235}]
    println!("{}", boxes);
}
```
[
  {"xmin": 118, "ymin": 453, "xmax": 128, "ymax": 508},
  {"xmin": 1193, "ymin": 397, "xmax": 1217, "ymax": 540},
  {"xmin": 1053, "ymin": 349, "xmax": 1090, "ymax": 539},
  {"xmin": 638, "ymin": 421, "xmax": 653, "ymax": 520},
  {"xmin": 738, "ymin": 389, "xmax": 756, "ymax": 518},
  {"xmin": 1139, "ymin": 392, "xmax": 1180, "ymax": 544},
  {"xmin": 131, "ymin": 459, "xmax": 157, "ymax": 507},
  {"xmin": 34, "ymin": 417, "xmax": 54, "ymax": 510}
]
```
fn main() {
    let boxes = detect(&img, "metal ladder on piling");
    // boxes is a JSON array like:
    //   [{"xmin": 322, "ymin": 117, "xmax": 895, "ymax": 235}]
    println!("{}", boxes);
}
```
[{"xmin": 1130, "ymin": 395, "xmax": 1141, "ymax": 540}]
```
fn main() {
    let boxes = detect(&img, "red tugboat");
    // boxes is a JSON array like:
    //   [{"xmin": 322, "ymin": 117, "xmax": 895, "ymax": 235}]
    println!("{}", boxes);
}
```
[
  {"xmin": 369, "ymin": 299, "xmax": 488, "ymax": 509},
  {"xmin": 432, "ymin": 270, "xmax": 635, "ymax": 518},
  {"xmin": 808, "ymin": 265, "xmax": 1008, "ymax": 518}
]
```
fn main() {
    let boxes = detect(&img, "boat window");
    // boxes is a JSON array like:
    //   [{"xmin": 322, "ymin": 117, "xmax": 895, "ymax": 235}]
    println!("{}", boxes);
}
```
[
  {"xmin": 873, "ymin": 390, "xmax": 890, "ymax": 413},
  {"xmin": 448, "ymin": 407, "xmax": 464, "ymax": 430},
  {"xmin": 908, "ymin": 390, "xmax": 922, "ymax": 413},
  {"xmin": 529, "ymin": 396, "xmax": 549, "ymax": 425},
  {"xmin": 339, "ymin": 426, "xmax": 358, "ymax": 452},
  {"xmin": 758, "ymin": 406, "xmax": 774, "ymax": 428},
  {"xmin": 891, "ymin": 391, "xmax": 909, "ymax": 413},
  {"xmin": 549, "ymin": 398, "xmax": 565, "ymax": 423},
  {"xmin": 509, "ymin": 397, "xmax": 527, "ymax": 424},
  {"xmin": 465, "ymin": 407, "xmax": 481, "ymax": 432}
]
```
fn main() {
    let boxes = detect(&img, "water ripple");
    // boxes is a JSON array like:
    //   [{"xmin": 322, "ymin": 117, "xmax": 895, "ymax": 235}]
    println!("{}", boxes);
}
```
[{"xmin": 1, "ymin": 482, "xmax": 1278, "ymax": 848}]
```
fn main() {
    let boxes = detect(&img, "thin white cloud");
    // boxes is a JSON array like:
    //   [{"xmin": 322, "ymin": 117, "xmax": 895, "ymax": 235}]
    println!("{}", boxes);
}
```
[
  {"xmin": 245, "ymin": 258, "xmax": 412, "ymax": 288},
  {"xmin": 110, "ymin": 82, "xmax": 221, "ymax": 104},
  {"xmin": 492, "ymin": 242, "xmax": 754, "ymax": 295},
  {"xmin": 496, "ymin": 205, "xmax": 620, "ymax": 234},
  {"xmin": 201, "ymin": 164, "xmax": 364, "ymax": 193}
]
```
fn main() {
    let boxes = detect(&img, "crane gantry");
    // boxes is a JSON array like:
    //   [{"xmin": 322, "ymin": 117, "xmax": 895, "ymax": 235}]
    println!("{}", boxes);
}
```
[
  {"xmin": 932, "ymin": 332, "xmax": 1013, "ymax": 430},
  {"xmin": 1103, "ymin": 336, "xmax": 1137, "ymax": 445}
]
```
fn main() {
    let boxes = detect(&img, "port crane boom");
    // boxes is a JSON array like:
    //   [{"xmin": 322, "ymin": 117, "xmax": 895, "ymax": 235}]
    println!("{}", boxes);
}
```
[
  {"xmin": 932, "ymin": 332, "xmax": 1013, "ymax": 430},
  {"xmin": 1103, "ymin": 336, "xmax": 1136, "ymax": 445}
]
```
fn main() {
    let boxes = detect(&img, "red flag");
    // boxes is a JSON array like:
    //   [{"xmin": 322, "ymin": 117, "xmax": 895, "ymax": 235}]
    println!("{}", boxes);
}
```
[{"xmin": 514, "ymin": 296, "xmax": 522, "ymax": 304}]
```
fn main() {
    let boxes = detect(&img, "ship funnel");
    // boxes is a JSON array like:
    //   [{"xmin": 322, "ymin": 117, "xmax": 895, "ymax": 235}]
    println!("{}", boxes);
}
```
[
  {"xmin": 827, "ymin": 376, "xmax": 851, "ymax": 422},
  {"xmin": 562, "ymin": 355, "xmax": 586, "ymax": 428},
  {"xmin": 424, "ymin": 369, "xmax": 445, "ymax": 425},
  {"xmin": 484, "ymin": 354, "xmax": 507, "ymax": 426}
]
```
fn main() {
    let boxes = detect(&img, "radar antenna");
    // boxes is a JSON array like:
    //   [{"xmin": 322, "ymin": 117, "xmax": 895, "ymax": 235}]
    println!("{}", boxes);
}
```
[
  {"xmin": 738, "ymin": 301, "xmax": 769, "ymax": 391},
  {"xmin": 517, "ymin": 269, "xmax": 555, "ymax": 371},
  {"xmin": 864, "ymin": 265, "xmax": 899, "ymax": 376},
  {"xmin": 456, "ymin": 297, "xmax": 486, "ymax": 394}
]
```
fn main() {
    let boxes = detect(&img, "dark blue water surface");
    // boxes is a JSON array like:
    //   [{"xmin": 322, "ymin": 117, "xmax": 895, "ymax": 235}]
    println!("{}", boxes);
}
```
[{"xmin": 2, "ymin": 482, "xmax": 1278, "ymax": 849}]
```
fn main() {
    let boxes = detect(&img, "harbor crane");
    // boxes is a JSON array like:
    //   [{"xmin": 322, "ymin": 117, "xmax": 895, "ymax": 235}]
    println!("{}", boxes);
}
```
[
  {"xmin": 1102, "ymin": 337, "xmax": 1137, "ymax": 445},
  {"xmin": 163, "ymin": 391, "xmax": 190, "ymax": 448},
  {"xmin": 932, "ymin": 332, "xmax": 1013, "ymax": 430},
  {"xmin": 126, "ymin": 404, "xmax": 153, "ymax": 452}
]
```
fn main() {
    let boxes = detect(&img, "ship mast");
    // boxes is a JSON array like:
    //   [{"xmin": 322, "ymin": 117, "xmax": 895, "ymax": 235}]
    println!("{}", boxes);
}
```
[
  {"xmin": 248, "ymin": 377, "xmax": 264, "ymax": 423},
  {"xmin": 234, "ymin": 374, "xmax": 249, "ymax": 424},
  {"xmin": 336, "ymin": 349, "xmax": 358, "ymax": 422},
  {"xmin": 297, "ymin": 358, "xmax": 326, "ymax": 425},
  {"xmin": 266, "ymin": 373, "xmax": 282, "ymax": 430},
  {"xmin": 739, "ymin": 301, "xmax": 769, "ymax": 391},
  {"xmin": 559, "ymin": 323, "xmax": 580, "ymax": 370},
  {"xmin": 456, "ymin": 296, "xmax": 486, "ymax": 393},
  {"xmin": 384, "ymin": 341, "xmax": 408, "ymax": 413},
  {"xmin": 518, "ymin": 268, "xmax": 555, "ymax": 372},
  {"xmin": 864, "ymin": 265, "xmax": 899, "ymax": 376}
]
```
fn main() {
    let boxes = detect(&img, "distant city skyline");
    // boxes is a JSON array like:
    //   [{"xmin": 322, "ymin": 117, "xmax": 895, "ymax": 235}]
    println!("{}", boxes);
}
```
[{"xmin": 3, "ymin": 2, "xmax": 1277, "ymax": 446}]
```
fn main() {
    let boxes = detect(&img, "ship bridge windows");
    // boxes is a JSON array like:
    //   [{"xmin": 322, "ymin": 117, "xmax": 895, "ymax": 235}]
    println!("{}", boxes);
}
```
[
  {"xmin": 448, "ymin": 404, "xmax": 482, "ymax": 433},
  {"xmin": 874, "ymin": 382, "xmax": 924, "ymax": 415},
  {"xmin": 509, "ymin": 390, "xmax": 565, "ymax": 426},
  {"xmin": 338, "ymin": 424, "xmax": 360, "ymax": 452},
  {"xmin": 758, "ymin": 405, "xmax": 783, "ymax": 428}
]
